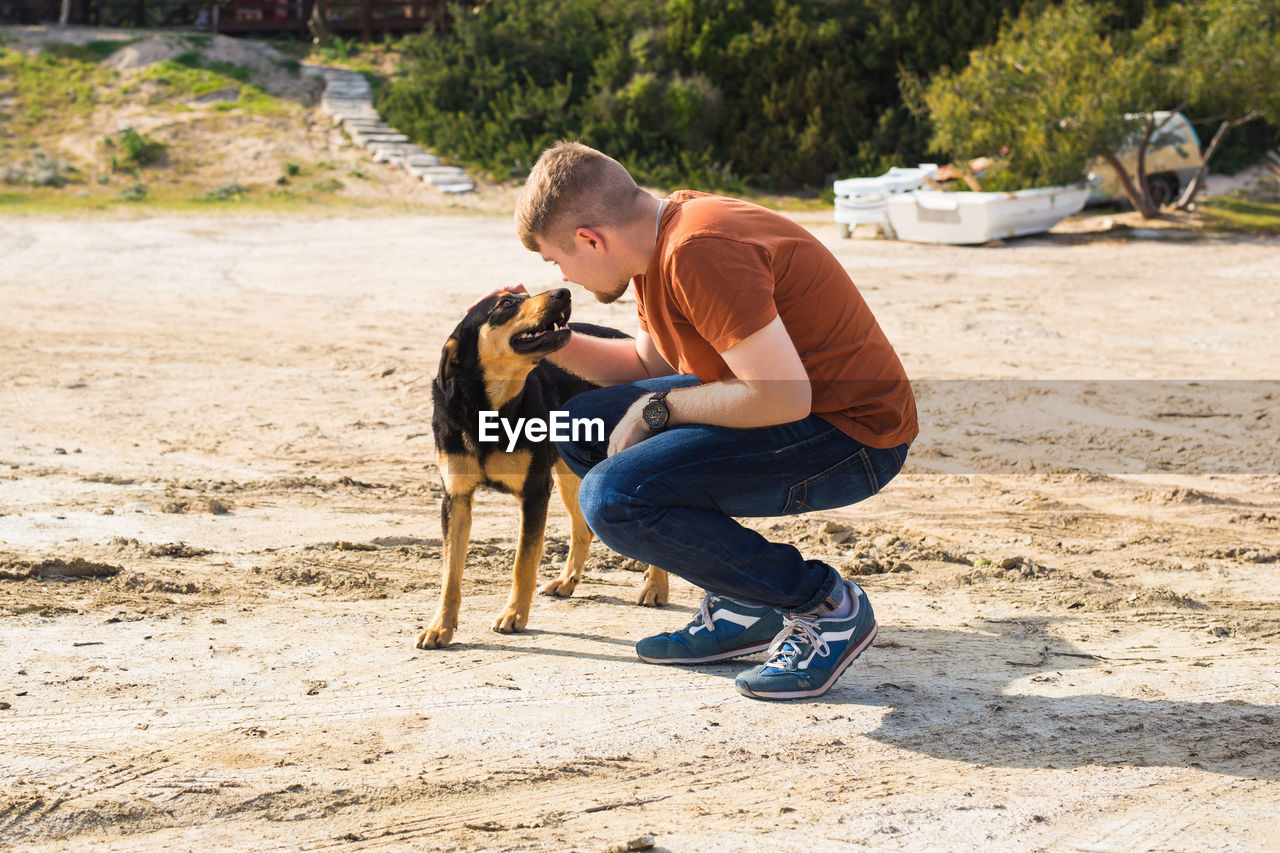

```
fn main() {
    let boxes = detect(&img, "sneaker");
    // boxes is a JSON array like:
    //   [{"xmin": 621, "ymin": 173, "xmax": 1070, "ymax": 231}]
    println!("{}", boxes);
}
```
[
  {"xmin": 636, "ymin": 594, "xmax": 784, "ymax": 664},
  {"xmin": 734, "ymin": 580, "xmax": 877, "ymax": 700}
]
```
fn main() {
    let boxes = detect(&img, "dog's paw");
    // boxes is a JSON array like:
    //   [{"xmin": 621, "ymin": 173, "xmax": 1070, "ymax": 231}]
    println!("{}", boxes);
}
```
[
  {"xmin": 416, "ymin": 626, "xmax": 454, "ymax": 649},
  {"xmin": 540, "ymin": 576, "xmax": 579, "ymax": 598},
  {"xmin": 491, "ymin": 608, "xmax": 528, "ymax": 634},
  {"xmin": 638, "ymin": 566, "xmax": 669, "ymax": 607},
  {"xmin": 637, "ymin": 585, "xmax": 669, "ymax": 607}
]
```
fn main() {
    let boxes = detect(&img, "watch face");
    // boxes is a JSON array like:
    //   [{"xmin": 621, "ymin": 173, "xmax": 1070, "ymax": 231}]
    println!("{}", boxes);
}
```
[{"xmin": 643, "ymin": 401, "xmax": 667, "ymax": 430}]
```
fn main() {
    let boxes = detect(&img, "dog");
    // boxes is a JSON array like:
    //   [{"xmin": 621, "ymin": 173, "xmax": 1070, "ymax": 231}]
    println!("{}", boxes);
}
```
[{"xmin": 417, "ymin": 287, "xmax": 669, "ymax": 649}]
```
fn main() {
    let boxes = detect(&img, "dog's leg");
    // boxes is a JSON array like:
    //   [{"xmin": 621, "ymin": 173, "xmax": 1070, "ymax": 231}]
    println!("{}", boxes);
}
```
[
  {"xmin": 638, "ymin": 565, "xmax": 670, "ymax": 607},
  {"xmin": 541, "ymin": 460, "xmax": 592, "ymax": 598},
  {"xmin": 493, "ymin": 486, "xmax": 549, "ymax": 633},
  {"xmin": 417, "ymin": 488, "xmax": 473, "ymax": 649}
]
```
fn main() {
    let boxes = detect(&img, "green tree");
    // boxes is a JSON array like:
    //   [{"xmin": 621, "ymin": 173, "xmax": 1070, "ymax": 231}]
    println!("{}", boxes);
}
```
[
  {"xmin": 924, "ymin": 0, "xmax": 1279, "ymax": 218},
  {"xmin": 924, "ymin": 0, "xmax": 1175, "ymax": 215},
  {"xmin": 1173, "ymin": 0, "xmax": 1280, "ymax": 208}
]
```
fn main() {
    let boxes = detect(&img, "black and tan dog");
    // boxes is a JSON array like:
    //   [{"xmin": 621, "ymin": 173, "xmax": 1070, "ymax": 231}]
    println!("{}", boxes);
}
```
[{"xmin": 417, "ymin": 287, "xmax": 669, "ymax": 649}]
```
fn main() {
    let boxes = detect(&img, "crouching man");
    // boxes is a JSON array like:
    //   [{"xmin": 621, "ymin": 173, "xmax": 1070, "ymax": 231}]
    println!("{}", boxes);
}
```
[{"xmin": 514, "ymin": 141, "xmax": 916, "ymax": 700}]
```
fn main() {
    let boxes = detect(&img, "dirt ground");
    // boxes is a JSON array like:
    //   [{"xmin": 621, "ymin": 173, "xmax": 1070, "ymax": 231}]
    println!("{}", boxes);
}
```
[{"xmin": 1, "ymin": 212, "xmax": 1279, "ymax": 852}]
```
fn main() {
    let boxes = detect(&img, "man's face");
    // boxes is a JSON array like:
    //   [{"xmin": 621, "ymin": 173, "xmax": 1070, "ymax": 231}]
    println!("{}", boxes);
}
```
[{"xmin": 537, "ymin": 235, "xmax": 630, "ymax": 305}]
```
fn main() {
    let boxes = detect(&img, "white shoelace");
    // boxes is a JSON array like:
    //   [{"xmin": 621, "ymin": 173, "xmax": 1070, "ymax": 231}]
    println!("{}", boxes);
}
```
[
  {"xmin": 765, "ymin": 614, "xmax": 828, "ymax": 668},
  {"xmin": 684, "ymin": 594, "xmax": 718, "ymax": 634}
]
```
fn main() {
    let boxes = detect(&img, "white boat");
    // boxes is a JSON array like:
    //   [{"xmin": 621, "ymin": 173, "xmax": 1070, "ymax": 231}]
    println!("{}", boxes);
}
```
[
  {"xmin": 833, "ymin": 164, "xmax": 938, "ymax": 237},
  {"xmin": 884, "ymin": 184, "xmax": 1089, "ymax": 245}
]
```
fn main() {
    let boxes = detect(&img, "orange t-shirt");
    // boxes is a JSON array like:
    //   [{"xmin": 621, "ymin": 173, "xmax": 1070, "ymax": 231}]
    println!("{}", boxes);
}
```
[{"xmin": 634, "ymin": 191, "xmax": 917, "ymax": 449}]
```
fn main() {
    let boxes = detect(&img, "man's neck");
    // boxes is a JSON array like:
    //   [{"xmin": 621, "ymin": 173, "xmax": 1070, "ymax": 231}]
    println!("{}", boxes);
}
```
[{"xmin": 622, "ymin": 193, "xmax": 663, "ymax": 278}]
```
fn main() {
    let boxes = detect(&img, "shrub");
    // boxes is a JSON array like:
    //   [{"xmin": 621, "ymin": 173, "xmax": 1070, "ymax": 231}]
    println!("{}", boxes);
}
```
[
  {"xmin": 194, "ymin": 182, "xmax": 249, "ymax": 202},
  {"xmin": 378, "ymin": 0, "xmax": 1047, "ymax": 190},
  {"xmin": 42, "ymin": 40, "xmax": 129, "ymax": 63},
  {"xmin": 3, "ymin": 151, "xmax": 80, "ymax": 187},
  {"xmin": 307, "ymin": 177, "xmax": 344, "ymax": 193},
  {"xmin": 105, "ymin": 127, "xmax": 167, "ymax": 173},
  {"xmin": 118, "ymin": 182, "xmax": 147, "ymax": 202}
]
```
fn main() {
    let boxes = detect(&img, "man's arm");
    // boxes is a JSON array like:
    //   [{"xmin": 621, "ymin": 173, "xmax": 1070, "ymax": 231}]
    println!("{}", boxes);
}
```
[
  {"xmin": 606, "ymin": 315, "xmax": 811, "ymax": 455},
  {"xmin": 548, "ymin": 328, "xmax": 674, "ymax": 386}
]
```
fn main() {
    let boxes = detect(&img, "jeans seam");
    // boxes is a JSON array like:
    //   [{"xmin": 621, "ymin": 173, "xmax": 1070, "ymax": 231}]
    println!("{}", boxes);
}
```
[{"xmin": 859, "ymin": 448, "xmax": 880, "ymax": 494}]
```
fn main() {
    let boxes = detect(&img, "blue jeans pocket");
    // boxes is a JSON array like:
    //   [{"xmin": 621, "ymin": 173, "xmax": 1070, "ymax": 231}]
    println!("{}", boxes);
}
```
[{"xmin": 783, "ymin": 448, "xmax": 878, "ymax": 514}]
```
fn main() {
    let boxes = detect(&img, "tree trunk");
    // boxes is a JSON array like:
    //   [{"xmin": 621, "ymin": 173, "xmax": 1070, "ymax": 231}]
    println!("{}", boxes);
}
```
[
  {"xmin": 1175, "ymin": 112, "xmax": 1261, "ymax": 210},
  {"xmin": 308, "ymin": 0, "xmax": 330, "ymax": 41},
  {"xmin": 1124, "ymin": 112, "xmax": 1182, "ymax": 218},
  {"xmin": 1102, "ymin": 151, "xmax": 1158, "ymax": 218},
  {"xmin": 58, "ymin": 0, "xmax": 71, "ymax": 26},
  {"xmin": 1134, "ymin": 122, "xmax": 1152, "ymax": 214}
]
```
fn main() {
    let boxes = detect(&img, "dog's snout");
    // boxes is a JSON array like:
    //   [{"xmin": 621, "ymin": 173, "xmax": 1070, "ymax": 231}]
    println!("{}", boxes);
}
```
[{"xmin": 550, "ymin": 288, "xmax": 570, "ymax": 302}]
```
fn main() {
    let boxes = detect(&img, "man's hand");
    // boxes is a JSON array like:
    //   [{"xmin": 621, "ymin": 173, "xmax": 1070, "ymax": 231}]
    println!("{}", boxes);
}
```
[
  {"xmin": 466, "ymin": 283, "xmax": 527, "ymax": 312},
  {"xmin": 607, "ymin": 396, "xmax": 655, "ymax": 457}
]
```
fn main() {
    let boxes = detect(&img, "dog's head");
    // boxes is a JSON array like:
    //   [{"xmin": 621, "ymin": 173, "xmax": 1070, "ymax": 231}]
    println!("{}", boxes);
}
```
[{"xmin": 436, "ymin": 288, "xmax": 573, "ymax": 408}]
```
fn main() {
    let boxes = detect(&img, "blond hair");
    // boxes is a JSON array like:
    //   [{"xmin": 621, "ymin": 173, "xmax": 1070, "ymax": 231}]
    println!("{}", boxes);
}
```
[{"xmin": 515, "ymin": 141, "xmax": 645, "ymax": 252}]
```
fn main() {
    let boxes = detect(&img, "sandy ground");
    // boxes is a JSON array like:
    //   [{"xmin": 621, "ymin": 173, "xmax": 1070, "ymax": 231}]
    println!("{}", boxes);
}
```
[{"xmin": 1, "ymin": 213, "xmax": 1279, "ymax": 852}]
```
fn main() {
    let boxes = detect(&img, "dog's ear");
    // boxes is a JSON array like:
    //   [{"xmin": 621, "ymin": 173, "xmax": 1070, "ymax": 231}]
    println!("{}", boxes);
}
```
[{"xmin": 435, "ymin": 339, "xmax": 459, "ymax": 389}]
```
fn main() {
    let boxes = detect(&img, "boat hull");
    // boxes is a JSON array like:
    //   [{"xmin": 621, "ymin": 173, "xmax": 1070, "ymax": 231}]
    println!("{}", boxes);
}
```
[{"xmin": 885, "ymin": 185, "xmax": 1089, "ymax": 245}]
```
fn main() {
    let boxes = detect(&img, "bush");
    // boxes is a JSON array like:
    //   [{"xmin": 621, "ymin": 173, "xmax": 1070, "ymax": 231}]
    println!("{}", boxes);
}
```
[
  {"xmin": 2, "ymin": 151, "xmax": 80, "ymax": 187},
  {"xmin": 194, "ymin": 182, "xmax": 249, "ymax": 202},
  {"xmin": 105, "ymin": 127, "xmax": 167, "ymax": 173},
  {"xmin": 378, "ymin": 0, "xmax": 1042, "ymax": 190},
  {"xmin": 117, "ymin": 182, "xmax": 147, "ymax": 202},
  {"xmin": 42, "ymin": 40, "xmax": 129, "ymax": 63},
  {"xmin": 307, "ymin": 178, "xmax": 344, "ymax": 193}
]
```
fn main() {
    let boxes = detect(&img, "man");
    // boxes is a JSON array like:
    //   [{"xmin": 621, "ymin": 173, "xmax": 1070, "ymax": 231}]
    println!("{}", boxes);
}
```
[{"xmin": 511, "ymin": 141, "xmax": 916, "ymax": 700}]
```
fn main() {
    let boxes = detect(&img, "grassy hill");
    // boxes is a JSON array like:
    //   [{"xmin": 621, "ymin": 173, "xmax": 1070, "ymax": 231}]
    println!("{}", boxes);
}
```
[
  {"xmin": 0, "ymin": 27, "xmax": 506, "ymax": 215},
  {"xmin": 2, "ymin": 25, "xmax": 1276, "ymax": 232}
]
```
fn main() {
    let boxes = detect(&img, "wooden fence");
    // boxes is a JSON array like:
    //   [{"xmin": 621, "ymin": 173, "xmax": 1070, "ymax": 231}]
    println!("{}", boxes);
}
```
[
  {"xmin": 208, "ymin": 0, "xmax": 447, "ymax": 40},
  {"xmin": 0, "ymin": 0, "xmax": 449, "ymax": 40}
]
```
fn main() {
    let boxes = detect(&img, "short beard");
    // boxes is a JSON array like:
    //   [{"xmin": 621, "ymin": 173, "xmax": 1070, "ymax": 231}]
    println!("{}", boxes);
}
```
[{"xmin": 593, "ymin": 279, "xmax": 630, "ymax": 305}]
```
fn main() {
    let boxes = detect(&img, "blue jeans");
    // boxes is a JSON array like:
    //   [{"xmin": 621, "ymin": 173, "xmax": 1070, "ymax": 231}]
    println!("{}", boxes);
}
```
[{"xmin": 556, "ymin": 375, "xmax": 908, "ymax": 612}]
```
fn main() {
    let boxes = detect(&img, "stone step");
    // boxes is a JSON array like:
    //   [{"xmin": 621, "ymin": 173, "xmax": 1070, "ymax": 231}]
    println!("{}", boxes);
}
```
[
  {"xmin": 330, "ymin": 111, "xmax": 380, "ymax": 125},
  {"xmin": 412, "ymin": 165, "xmax": 465, "ymax": 180},
  {"xmin": 313, "ymin": 63, "xmax": 472, "ymax": 193},
  {"xmin": 323, "ymin": 105, "xmax": 377, "ymax": 118},
  {"xmin": 371, "ymin": 145, "xmax": 417, "ymax": 163},
  {"xmin": 352, "ymin": 129, "xmax": 405, "ymax": 138},
  {"xmin": 426, "ymin": 166, "xmax": 467, "ymax": 177},
  {"xmin": 405, "ymin": 153, "xmax": 440, "ymax": 168},
  {"xmin": 352, "ymin": 131, "xmax": 409, "ymax": 144},
  {"xmin": 343, "ymin": 121, "xmax": 395, "ymax": 134}
]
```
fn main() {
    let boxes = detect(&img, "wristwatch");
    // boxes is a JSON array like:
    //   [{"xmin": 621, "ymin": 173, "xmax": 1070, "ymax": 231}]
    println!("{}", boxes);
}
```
[{"xmin": 641, "ymin": 391, "xmax": 671, "ymax": 432}]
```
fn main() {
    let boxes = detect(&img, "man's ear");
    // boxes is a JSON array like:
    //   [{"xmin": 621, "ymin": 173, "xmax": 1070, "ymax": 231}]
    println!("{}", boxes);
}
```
[{"xmin": 575, "ymin": 227, "xmax": 605, "ymax": 252}]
